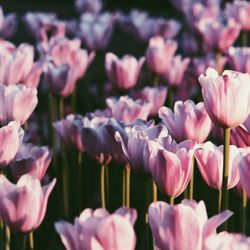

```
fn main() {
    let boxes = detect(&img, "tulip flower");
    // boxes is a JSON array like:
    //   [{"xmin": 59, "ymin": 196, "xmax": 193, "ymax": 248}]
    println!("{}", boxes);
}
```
[
  {"xmin": 159, "ymin": 100, "xmax": 213, "ymax": 143},
  {"xmin": 0, "ymin": 175, "xmax": 56, "ymax": 232},
  {"xmin": 230, "ymin": 125, "xmax": 250, "ymax": 148},
  {"xmin": 228, "ymin": 47, "xmax": 250, "ymax": 73},
  {"xmin": 75, "ymin": 0, "xmax": 102, "ymax": 13},
  {"xmin": 10, "ymin": 143, "xmax": 52, "ymax": 181},
  {"xmin": 146, "ymin": 36, "xmax": 177, "ymax": 75},
  {"xmin": 198, "ymin": 67, "xmax": 250, "ymax": 128},
  {"xmin": 148, "ymin": 199, "xmax": 233, "ymax": 250},
  {"xmin": 0, "ymin": 6, "xmax": 17, "ymax": 38},
  {"xmin": 55, "ymin": 207, "xmax": 137, "ymax": 250},
  {"xmin": 105, "ymin": 53, "xmax": 145, "ymax": 90},
  {"xmin": 238, "ymin": 153, "xmax": 250, "ymax": 199}
]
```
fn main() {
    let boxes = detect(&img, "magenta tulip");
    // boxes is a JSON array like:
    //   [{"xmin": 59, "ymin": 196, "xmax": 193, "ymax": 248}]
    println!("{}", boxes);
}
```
[
  {"xmin": 198, "ymin": 68, "xmax": 250, "ymax": 128},
  {"xmin": 0, "ymin": 175, "xmax": 56, "ymax": 232}
]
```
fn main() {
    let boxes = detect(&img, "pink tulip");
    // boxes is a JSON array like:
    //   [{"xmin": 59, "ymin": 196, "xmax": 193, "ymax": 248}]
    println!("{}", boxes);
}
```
[
  {"xmin": 147, "ymin": 139, "xmax": 194, "ymax": 198},
  {"xmin": 146, "ymin": 36, "xmax": 177, "ymax": 75},
  {"xmin": 205, "ymin": 232, "xmax": 250, "ymax": 250},
  {"xmin": 106, "ymin": 96, "xmax": 152, "ymax": 124},
  {"xmin": 230, "ymin": 125, "xmax": 250, "ymax": 148},
  {"xmin": 181, "ymin": 32, "xmax": 200, "ymax": 56},
  {"xmin": 75, "ymin": 0, "xmax": 102, "ymax": 13},
  {"xmin": 162, "ymin": 55, "xmax": 190, "ymax": 86},
  {"xmin": 228, "ymin": 47, "xmax": 250, "ymax": 73},
  {"xmin": 55, "ymin": 207, "xmax": 137, "ymax": 250},
  {"xmin": 0, "ymin": 121, "xmax": 23, "ymax": 168},
  {"xmin": 149, "ymin": 199, "xmax": 232, "ymax": 250},
  {"xmin": 198, "ymin": 68, "xmax": 250, "ymax": 128},
  {"xmin": 226, "ymin": 1, "xmax": 250, "ymax": 31},
  {"xmin": 159, "ymin": 100, "xmax": 213, "ymax": 143},
  {"xmin": 0, "ymin": 6, "xmax": 17, "ymax": 38},
  {"xmin": 197, "ymin": 17, "xmax": 241, "ymax": 52},
  {"xmin": 0, "ymin": 84, "xmax": 38, "ymax": 125},
  {"xmin": 156, "ymin": 19, "xmax": 181, "ymax": 40},
  {"xmin": 10, "ymin": 143, "xmax": 52, "ymax": 181},
  {"xmin": 238, "ymin": 153, "xmax": 250, "ymax": 199},
  {"xmin": 116, "ymin": 124, "xmax": 168, "ymax": 175},
  {"xmin": 194, "ymin": 141, "xmax": 241, "ymax": 190},
  {"xmin": 132, "ymin": 86, "xmax": 167, "ymax": 116},
  {"xmin": 0, "ymin": 175, "xmax": 56, "ymax": 232},
  {"xmin": 105, "ymin": 53, "xmax": 145, "ymax": 90}
]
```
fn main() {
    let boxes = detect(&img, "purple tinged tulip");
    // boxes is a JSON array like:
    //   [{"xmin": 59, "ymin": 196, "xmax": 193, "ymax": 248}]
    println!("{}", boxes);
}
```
[
  {"xmin": 116, "ymin": 124, "xmax": 168, "ymax": 175},
  {"xmin": 10, "ymin": 143, "xmax": 52, "ymax": 181},
  {"xmin": 147, "ymin": 139, "xmax": 194, "ymax": 198},
  {"xmin": 226, "ymin": 1, "xmax": 250, "ymax": 31},
  {"xmin": 146, "ymin": 36, "xmax": 177, "ymax": 75},
  {"xmin": 205, "ymin": 232, "xmax": 250, "ymax": 250},
  {"xmin": 197, "ymin": 17, "xmax": 241, "ymax": 53},
  {"xmin": 0, "ymin": 84, "xmax": 38, "ymax": 125},
  {"xmin": 55, "ymin": 207, "xmax": 137, "ymax": 250},
  {"xmin": 228, "ymin": 47, "xmax": 250, "ymax": 73},
  {"xmin": 162, "ymin": 55, "xmax": 190, "ymax": 86},
  {"xmin": 194, "ymin": 141, "xmax": 241, "ymax": 190},
  {"xmin": 105, "ymin": 53, "xmax": 145, "ymax": 90},
  {"xmin": 132, "ymin": 86, "xmax": 167, "ymax": 116},
  {"xmin": 198, "ymin": 68, "xmax": 250, "ymax": 128},
  {"xmin": 238, "ymin": 153, "xmax": 250, "ymax": 199},
  {"xmin": 75, "ymin": 0, "xmax": 102, "ymax": 13},
  {"xmin": 0, "ymin": 6, "xmax": 17, "ymax": 38},
  {"xmin": 230, "ymin": 125, "xmax": 250, "ymax": 148},
  {"xmin": 106, "ymin": 96, "xmax": 152, "ymax": 124},
  {"xmin": 0, "ymin": 121, "xmax": 23, "ymax": 168},
  {"xmin": 159, "ymin": 100, "xmax": 213, "ymax": 143},
  {"xmin": 0, "ymin": 175, "xmax": 56, "ymax": 232},
  {"xmin": 148, "ymin": 199, "xmax": 233, "ymax": 250}
]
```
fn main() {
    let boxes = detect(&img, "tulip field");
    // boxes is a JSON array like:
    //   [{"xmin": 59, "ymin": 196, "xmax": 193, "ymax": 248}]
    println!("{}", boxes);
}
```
[{"xmin": 1, "ymin": 0, "xmax": 250, "ymax": 249}]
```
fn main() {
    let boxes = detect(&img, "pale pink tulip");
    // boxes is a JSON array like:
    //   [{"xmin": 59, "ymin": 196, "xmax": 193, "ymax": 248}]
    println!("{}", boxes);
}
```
[
  {"xmin": 238, "ymin": 153, "xmax": 250, "ymax": 199},
  {"xmin": 228, "ymin": 47, "xmax": 250, "ymax": 73},
  {"xmin": 105, "ymin": 53, "xmax": 145, "ymax": 90},
  {"xmin": 159, "ymin": 100, "xmax": 213, "ymax": 143},
  {"xmin": 198, "ymin": 68, "xmax": 250, "ymax": 128},
  {"xmin": 10, "ymin": 143, "xmax": 52, "ymax": 181},
  {"xmin": 195, "ymin": 141, "xmax": 241, "ymax": 190},
  {"xmin": 230, "ymin": 125, "xmax": 250, "ymax": 148},
  {"xmin": 146, "ymin": 36, "xmax": 177, "ymax": 75},
  {"xmin": 0, "ymin": 175, "xmax": 56, "ymax": 232},
  {"xmin": 149, "ymin": 199, "xmax": 232, "ymax": 250}
]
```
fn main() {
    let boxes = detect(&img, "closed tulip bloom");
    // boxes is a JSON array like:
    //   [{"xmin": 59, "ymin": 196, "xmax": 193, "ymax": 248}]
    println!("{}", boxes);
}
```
[
  {"xmin": 55, "ymin": 207, "xmax": 137, "ymax": 250},
  {"xmin": 148, "ymin": 139, "xmax": 194, "ymax": 198},
  {"xmin": 0, "ymin": 175, "xmax": 56, "ymax": 232},
  {"xmin": 105, "ymin": 53, "xmax": 145, "ymax": 90},
  {"xmin": 75, "ymin": 0, "xmax": 102, "ymax": 13},
  {"xmin": 226, "ymin": 1, "xmax": 250, "ymax": 31},
  {"xmin": 10, "ymin": 143, "xmax": 52, "ymax": 181},
  {"xmin": 198, "ymin": 68, "xmax": 250, "ymax": 128},
  {"xmin": 0, "ymin": 84, "xmax": 38, "ymax": 125},
  {"xmin": 149, "ymin": 199, "xmax": 232, "ymax": 250},
  {"xmin": 0, "ymin": 6, "xmax": 17, "ymax": 38},
  {"xmin": 159, "ymin": 100, "xmax": 213, "ymax": 143},
  {"xmin": 228, "ymin": 47, "xmax": 250, "ymax": 73},
  {"xmin": 238, "ymin": 153, "xmax": 250, "ymax": 199},
  {"xmin": 132, "ymin": 86, "xmax": 167, "ymax": 116},
  {"xmin": 146, "ymin": 36, "xmax": 177, "ymax": 75},
  {"xmin": 162, "ymin": 55, "xmax": 190, "ymax": 86},
  {"xmin": 195, "ymin": 141, "xmax": 240, "ymax": 190},
  {"xmin": 0, "ymin": 121, "xmax": 23, "ymax": 168},
  {"xmin": 106, "ymin": 96, "xmax": 152, "ymax": 124}
]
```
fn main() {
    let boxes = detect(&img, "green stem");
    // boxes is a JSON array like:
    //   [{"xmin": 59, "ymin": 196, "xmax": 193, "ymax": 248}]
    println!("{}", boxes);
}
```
[
  {"xmin": 125, "ymin": 165, "xmax": 131, "ymax": 208},
  {"xmin": 153, "ymin": 74, "xmax": 159, "ymax": 87},
  {"xmin": 105, "ymin": 165, "xmax": 109, "ymax": 208},
  {"xmin": 167, "ymin": 86, "xmax": 174, "ymax": 109},
  {"xmin": 242, "ymin": 31, "xmax": 248, "ymax": 47},
  {"xmin": 28, "ymin": 232, "xmax": 34, "ymax": 250},
  {"xmin": 5, "ymin": 226, "xmax": 10, "ymax": 250},
  {"xmin": 59, "ymin": 97, "xmax": 64, "ymax": 120},
  {"xmin": 78, "ymin": 152, "xmax": 82, "ymax": 212},
  {"xmin": 72, "ymin": 86, "xmax": 77, "ymax": 113},
  {"xmin": 122, "ymin": 167, "xmax": 125, "ymax": 207},
  {"xmin": 101, "ymin": 164, "xmax": 106, "ymax": 208},
  {"xmin": 152, "ymin": 179, "xmax": 157, "ymax": 203},
  {"xmin": 241, "ymin": 190, "xmax": 248, "ymax": 233},
  {"xmin": 216, "ymin": 52, "xmax": 221, "ymax": 74},
  {"xmin": 170, "ymin": 197, "xmax": 174, "ymax": 205},
  {"xmin": 0, "ymin": 219, "xmax": 3, "ymax": 250},
  {"xmin": 62, "ymin": 143, "xmax": 69, "ymax": 217},
  {"xmin": 188, "ymin": 157, "xmax": 195, "ymax": 200},
  {"xmin": 218, "ymin": 190, "xmax": 222, "ymax": 213},
  {"xmin": 21, "ymin": 234, "xmax": 26, "ymax": 250},
  {"xmin": 220, "ymin": 128, "xmax": 230, "ymax": 229}
]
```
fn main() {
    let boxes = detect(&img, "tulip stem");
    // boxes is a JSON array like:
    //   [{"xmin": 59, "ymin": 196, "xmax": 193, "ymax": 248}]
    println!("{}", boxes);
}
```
[
  {"xmin": 216, "ymin": 52, "xmax": 222, "ymax": 74},
  {"xmin": 241, "ymin": 190, "xmax": 248, "ymax": 233},
  {"xmin": 5, "ymin": 226, "xmax": 10, "ymax": 250},
  {"xmin": 105, "ymin": 165, "xmax": 110, "ymax": 208},
  {"xmin": 59, "ymin": 97, "xmax": 64, "ymax": 119},
  {"xmin": 242, "ymin": 31, "xmax": 248, "ymax": 47},
  {"xmin": 72, "ymin": 86, "xmax": 77, "ymax": 113},
  {"xmin": 29, "ymin": 232, "xmax": 34, "ymax": 250},
  {"xmin": 101, "ymin": 164, "xmax": 106, "ymax": 208},
  {"xmin": 125, "ymin": 164, "xmax": 131, "ymax": 208},
  {"xmin": 78, "ymin": 152, "xmax": 82, "ymax": 211},
  {"xmin": 218, "ymin": 190, "xmax": 222, "ymax": 213},
  {"xmin": 152, "ymin": 179, "xmax": 157, "ymax": 203},
  {"xmin": 21, "ymin": 234, "xmax": 26, "ymax": 250},
  {"xmin": 167, "ymin": 86, "xmax": 174, "ymax": 109},
  {"xmin": 221, "ymin": 128, "xmax": 230, "ymax": 229},
  {"xmin": 188, "ymin": 157, "xmax": 195, "ymax": 200},
  {"xmin": 153, "ymin": 74, "xmax": 159, "ymax": 87},
  {"xmin": 122, "ymin": 167, "xmax": 125, "ymax": 207},
  {"xmin": 0, "ymin": 219, "xmax": 3, "ymax": 250},
  {"xmin": 62, "ymin": 143, "xmax": 69, "ymax": 217},
  {"xmin": 170, "ymin": 197, "xmax": 174, "ymax": 205}
]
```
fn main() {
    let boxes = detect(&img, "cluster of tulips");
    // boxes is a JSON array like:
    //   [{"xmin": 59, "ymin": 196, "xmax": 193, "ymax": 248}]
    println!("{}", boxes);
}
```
[{"xmin": 2, "ymin": 0, "xmax": 250, "ymax": 249}]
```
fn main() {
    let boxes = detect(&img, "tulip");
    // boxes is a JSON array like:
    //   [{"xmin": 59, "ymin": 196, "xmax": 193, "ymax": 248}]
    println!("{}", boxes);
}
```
[
  {"xmin": 55, "ymin": 207, "xmax": 137, "ymax": 250},
  {"xmin": 75, "ymin": 0, "xmax": 102, "ymax": 13},
  {"xmin": 105, "ymin": 53, "xmax": 145, "ymax": 90},
  {"xmin": 198, "ymin": 68, "xmax": 250, "ymax": 128},
  {"xmin": 159, "ymin": 100, "xmax": 213, "ymax": 143},
  {"xmin": 230, "ymin": 125, "xmax": 250, "ymax": 148},
  {"xmin": 10, "ymin": 143, "xmax": 52, "ymax": 181},
  {"xmin": 146, "ymin": 36, "xmax": 177, "ymax": 75},
  {"xmin": 238, "ymin": 153, "xmax": 250, "ymax": 199},
  {"xmin": 228, "ymin": 47, "xmax": 250, "ymax": 73},
  {"xmin": 148, "ymin": 199, "xmax": 233, "ymax": 250},
  {"xmin": 0, "ymin": 6, "xmax": 17, "ymax": 38},
  {"xmin": 0, "ymin": 84, "xmax": 38, "ymax": 125},
  {"xmin": 0, "ymin": 175, "xmax": 56, "ymax": 232}
]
